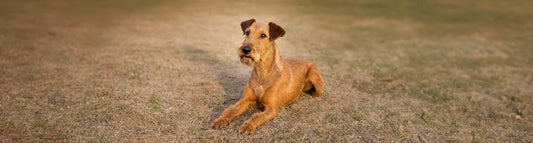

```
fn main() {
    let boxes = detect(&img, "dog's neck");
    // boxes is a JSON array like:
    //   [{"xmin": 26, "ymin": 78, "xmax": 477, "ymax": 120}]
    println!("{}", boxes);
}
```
[{"xmin": 252, "ymin": 42, "xmax": 285, "ymax": 84}]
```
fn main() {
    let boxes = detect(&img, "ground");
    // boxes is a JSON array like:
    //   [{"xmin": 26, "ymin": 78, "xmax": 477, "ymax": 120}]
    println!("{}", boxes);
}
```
[{"xmin": 0, "ymin": 0, "xmax": 532, "ymax": 142}]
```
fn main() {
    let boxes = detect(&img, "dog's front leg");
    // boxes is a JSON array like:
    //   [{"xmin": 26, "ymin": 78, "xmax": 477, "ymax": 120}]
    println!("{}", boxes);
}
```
[
  {"xmin": 211, "ymin": 85, "xmax": 256, "ymax": 129},
  {"xmin": 239, "ymin": 105, "xmax": 278, "ymax": 135}
]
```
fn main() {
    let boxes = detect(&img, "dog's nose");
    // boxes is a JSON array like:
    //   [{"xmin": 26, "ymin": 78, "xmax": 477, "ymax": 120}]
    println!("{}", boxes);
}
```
[{"xmin": 241, "ymin": 46, "xmax": 251, "ymax": 54}]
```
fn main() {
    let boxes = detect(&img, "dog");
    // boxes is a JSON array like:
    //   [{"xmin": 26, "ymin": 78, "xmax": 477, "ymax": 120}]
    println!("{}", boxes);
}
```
[{"xmin": 210, "ymin": 18, "xmax": 324, "ymax": 135}]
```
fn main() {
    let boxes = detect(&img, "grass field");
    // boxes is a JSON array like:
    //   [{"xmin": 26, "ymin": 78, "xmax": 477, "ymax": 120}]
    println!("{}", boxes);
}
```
[{"xmin": 1, "ymin": 0, "xmax": 532, "ymax": 142}]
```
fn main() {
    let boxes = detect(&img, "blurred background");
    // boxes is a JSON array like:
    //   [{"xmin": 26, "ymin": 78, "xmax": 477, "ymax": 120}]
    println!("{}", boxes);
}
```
[{"xmin": 0, "ymin": 0, "xmax": 531, "ymax": 142}]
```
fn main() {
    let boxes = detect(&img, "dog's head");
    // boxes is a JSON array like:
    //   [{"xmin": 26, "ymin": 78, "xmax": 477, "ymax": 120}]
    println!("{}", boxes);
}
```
[{"xmin": 238, "ymin": 18, "xmax": 285, "ymax": 66}]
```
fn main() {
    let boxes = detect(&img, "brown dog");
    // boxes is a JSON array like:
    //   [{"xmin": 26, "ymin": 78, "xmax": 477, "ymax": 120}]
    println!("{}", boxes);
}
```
[{"xmin": 210, "ymin": 18, "xmax": 324, "ymax": 135}]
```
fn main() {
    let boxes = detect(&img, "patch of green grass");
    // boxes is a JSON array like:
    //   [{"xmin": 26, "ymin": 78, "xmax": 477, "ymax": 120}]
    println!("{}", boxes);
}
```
[{"xmin": 148, "ymin": 95, "xmax": 160, "ymax": 112}]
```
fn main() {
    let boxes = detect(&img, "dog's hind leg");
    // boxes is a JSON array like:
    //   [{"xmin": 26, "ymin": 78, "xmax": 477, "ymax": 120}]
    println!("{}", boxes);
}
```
[{"xmin": 305, "ymin": 65, "xmax": 324, "ymax": 98}]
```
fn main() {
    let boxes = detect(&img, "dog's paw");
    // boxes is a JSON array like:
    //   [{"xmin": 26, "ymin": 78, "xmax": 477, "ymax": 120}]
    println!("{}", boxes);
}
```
[
  {"xmin": 312, "ymin": 91, "xmax": 323, "ymax": 98},
  {"xmin": 239, "ymin": 123, "xmax": 256, "ymax": 135},
  {"xmin": 211, "ymin": 118, "xmax": 230, "ymax": 129}
]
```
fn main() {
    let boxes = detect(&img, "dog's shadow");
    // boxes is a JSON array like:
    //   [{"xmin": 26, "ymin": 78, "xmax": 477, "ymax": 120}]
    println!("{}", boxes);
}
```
[{"xmin": 181, "ymin": 45, "xmax": 252, "ymax": 120}]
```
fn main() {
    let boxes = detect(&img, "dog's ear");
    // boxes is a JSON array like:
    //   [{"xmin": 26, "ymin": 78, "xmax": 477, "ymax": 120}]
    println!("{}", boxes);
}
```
[
  {"xmin": 268, "ymin": 22, "xmax": 285, "ymax": 41},
  {"xmin": 241, "ymin": 18, "xmax": 256, "ymax": 35}
]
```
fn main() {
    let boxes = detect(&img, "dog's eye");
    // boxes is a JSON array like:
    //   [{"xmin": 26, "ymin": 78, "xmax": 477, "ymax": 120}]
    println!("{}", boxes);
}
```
[
  {"xmin": 260, "ymin": 33, "xmax": 267, "ymax": 38},
  {"xmin": 245, "ymin": 31, "xmax": 250, "ymax": 36}
]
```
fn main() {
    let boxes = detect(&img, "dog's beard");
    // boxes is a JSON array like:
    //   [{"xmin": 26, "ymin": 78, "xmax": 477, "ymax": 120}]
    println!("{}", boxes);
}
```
[
  {"xmin": 240, "ymin": 54, "xmax": 260, "ymax": 66},
  {"xmin": 240, "ymin": 55, "xmax": 254, "ymax": 66}
]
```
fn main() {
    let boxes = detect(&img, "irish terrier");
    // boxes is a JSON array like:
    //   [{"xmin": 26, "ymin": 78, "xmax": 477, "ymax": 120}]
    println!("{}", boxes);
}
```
[{"xmin": 210, "ymin": 18, "xmax": 324, "ymax": 135}]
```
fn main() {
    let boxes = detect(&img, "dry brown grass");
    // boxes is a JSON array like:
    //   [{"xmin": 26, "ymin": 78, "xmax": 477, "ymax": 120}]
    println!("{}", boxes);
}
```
[{"xmin": 0, "ymin": 0, "xmax": 532, "ymax": 142}]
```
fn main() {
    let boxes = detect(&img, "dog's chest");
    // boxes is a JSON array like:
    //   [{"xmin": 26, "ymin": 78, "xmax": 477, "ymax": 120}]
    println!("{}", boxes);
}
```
[{"xmin": 252, "ymin": 85, "xmax": 264, "ymax": 98}]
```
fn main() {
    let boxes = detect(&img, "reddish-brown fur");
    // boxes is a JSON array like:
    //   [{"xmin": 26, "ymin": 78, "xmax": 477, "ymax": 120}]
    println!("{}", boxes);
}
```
[{"xmin": 210, "ymin": 18, "xmax": 324, "ymax": 135}]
